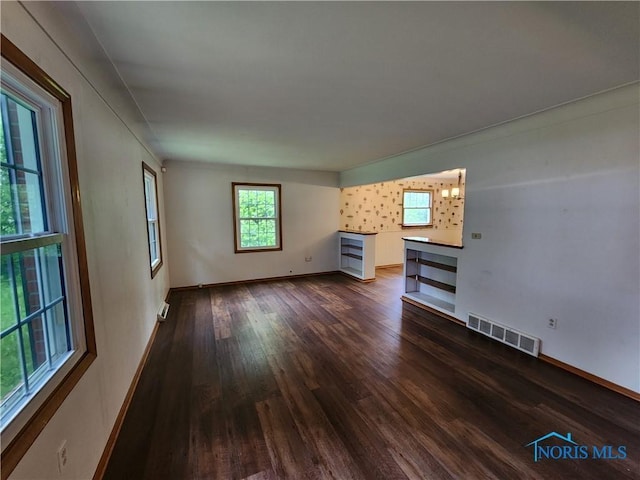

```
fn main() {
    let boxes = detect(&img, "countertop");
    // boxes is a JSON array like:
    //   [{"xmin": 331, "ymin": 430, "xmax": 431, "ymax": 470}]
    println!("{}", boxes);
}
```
[{"xmin": 402, "ymin": 236, "xmax": 464, "ymax": 249}]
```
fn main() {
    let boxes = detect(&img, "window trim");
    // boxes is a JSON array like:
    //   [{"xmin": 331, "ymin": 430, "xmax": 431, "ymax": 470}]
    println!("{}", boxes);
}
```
[
  {"xmin": 232, "ymin": 182, "xmax": 283, "ymax": 253},
  {"xmin": 141, "ymin": 162, "xmax": 163, "ymax": 278},
  {"xmin": 0, "ymin": 34, "xmax": 96, "ymax": 477},
  {"xmin": 401, "ymin": 188, "xmax": 433, "ymax": 228}
]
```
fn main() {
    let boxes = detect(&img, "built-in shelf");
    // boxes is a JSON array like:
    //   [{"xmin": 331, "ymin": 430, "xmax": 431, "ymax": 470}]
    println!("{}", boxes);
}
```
[
  {"xmin": 339, "ymin": 231, "xmax": 376, "ymax": 281},
  {"xmin": 403, "ymin": 291, "xmax": 455, "ymax": 314},
  {"xmin": 403, "ymin": 238, "xmax": 460, "ymax": 316},
  {"xmin": 341, "ymin": 244, "xmax": 363, "ymax": 251},
  {"xmin": 411, "ymin": 274, "xmax": 456, "ymax": 294},
  {"xmin": 340, "ymin": 266, "xmax": 363, "ymax": 277},
  {"xmin": 416, "ymin": 258, "xmax": 457, "ymax": 273}
]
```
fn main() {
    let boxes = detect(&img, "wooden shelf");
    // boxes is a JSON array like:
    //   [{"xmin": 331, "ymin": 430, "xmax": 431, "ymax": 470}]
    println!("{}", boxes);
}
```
[
  {"xmin": 409, "ymin": 274, "xmax": 456, "ymax": 294},
  {"xmin": 341, "ymin": 244, "xmax": 363, "ymax": 251},
  {"xmin": 415, "ymin": 258, "xmax": 457, "ymax": 273},
  {"xmin": 342, "ymin": 252, "xmax": 363, "ymax": 260}
]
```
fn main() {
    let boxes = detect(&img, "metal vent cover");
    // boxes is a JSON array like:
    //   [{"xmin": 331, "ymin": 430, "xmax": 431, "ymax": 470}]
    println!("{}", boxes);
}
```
[
  {"xmin": 505, "ymin": 330, "xmax": 519, "ymax": 346},
  {"xmin": 467, "ymin": 312, "xmax": 540, "ymax": 357},
  {"xmin": 479, "ymin": 319, "xmax": 492, "ymax": 335},
  {"xmin": 491, "ymin": 324, "xmax": 505, "ymax": 340}
]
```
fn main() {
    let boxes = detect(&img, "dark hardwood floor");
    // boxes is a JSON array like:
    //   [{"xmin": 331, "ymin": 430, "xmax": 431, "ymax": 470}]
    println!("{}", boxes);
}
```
[{"xmin": 103, "ymin": 268, "xmax": 640, "ymax": 479}]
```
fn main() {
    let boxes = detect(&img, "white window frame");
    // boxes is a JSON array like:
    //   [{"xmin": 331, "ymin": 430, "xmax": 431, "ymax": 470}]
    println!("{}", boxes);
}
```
[
  {"xmin": 232, "ymin": 183, "xmax": 282, "ymax": 253},
  {"xmin": 142, "ymin": 162, "xmax": 162, "ymax": 277},
  {"xmin": 0, "ymin": 36, "xmax": 96, "ymax": 474},
  {"xmin": 402, "ymin": 189, "xmax": 433, "ymax": 227}
]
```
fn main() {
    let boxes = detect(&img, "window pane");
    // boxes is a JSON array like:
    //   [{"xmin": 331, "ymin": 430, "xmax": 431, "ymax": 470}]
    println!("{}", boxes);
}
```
[
  {"xmin": 403, "ymin": 192, "xmax": 414, "ymax": 208},
  {"xmin": 46, "ymin": 302, "xmax": 69, "ymax": 364},
  {"xmin": 148, "ymin": 221, "xmax": 156, "ymax": 244},
  {"xmin": 0, "ymin": 168, "xmax": 46, "ymax": 237},
  {"xmin": 238, "ymin": 188, "xmax": 276, "ymax": 219},
  {"xmin": 1, "ymin": 256, "xmax": 19, "ymax": 329},
  {"xmin": 40, "ymin": 244, "xmax": 64, "ymax": 304},
  {"xmin": 22, "ymin": 315, "xmax": 47, "ymax": 378},
  {"xmin": 1, "ymin": 244, "xmax": 71, "ymax": 416},
  {"xmin": 239, "ymin": 219, "xmax": 252, "ymax": 247},
  {"xmin": 144, "ymin": 175, "xmax": 157, "ymax": 220},
  {"xmin": 148, "ymin": 222, "xmax": 159, "ymax": 263},
  {"xmin": 240, "ymin": 218, "xmax": 276, "ymax": 248},
  {"xmin": 0, "ymin": 329, "xmax": 24, "ymax": 408},
  {"xmin": 0, "ymin": 166, "xmax": 18, "ymax": 237},
  {"xmin": 1, "ymin": 94, "xmax": 41, "ymax": 172},
  {"xmin": 404, "ymin": 208, "xmax": 430, "ymax": 225},
  {"xmin": 1, "ymin": 93, "xmax": 47, "ymax": 238},
  {"xmin": 404, "ymin": 191, "xmax": 430, "ymax": 208},
  {"xmin": 11, "ymin": 250, "xmax": 42, "ymax": 320}
]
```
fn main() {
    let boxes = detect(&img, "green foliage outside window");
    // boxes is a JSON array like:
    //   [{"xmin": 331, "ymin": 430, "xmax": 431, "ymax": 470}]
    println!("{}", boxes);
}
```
[
  {"xmin": 403, "ymin": 190, "xmax": 432, "ymax": 226},
  {"xmin": 237, "ymin": 188, "xmax": 279, "ymax": 249},
  {"xmin": 0, "ymin": 118, "xmax": 25, "ymax": 400}
]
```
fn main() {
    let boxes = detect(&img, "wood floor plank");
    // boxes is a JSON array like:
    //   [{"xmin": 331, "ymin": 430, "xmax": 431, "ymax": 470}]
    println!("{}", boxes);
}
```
[
  {"xmin": 357, "ymin": 394, "xmax": 456, "ymax": 480},
  {"xmin": 104, "ymin": 269, "xmax": 640, "ymax": 480},
  {"xmin": 210, "ymin": 288, "xmax": 232, "ymax": 340},
  {"xmin": 256, "ymin": 396, "xmax": 323, "ymax": 479},
  {"xmin": 312, "ymin": 385, "xmax": 409, "ymax": 480},
  {"xmin": 264, "ymin": 352, "xmax": 367, "ymax": 480},
  {"xmin": 225, "ymin": 400, "xmax": 272, "ymax": 480}
]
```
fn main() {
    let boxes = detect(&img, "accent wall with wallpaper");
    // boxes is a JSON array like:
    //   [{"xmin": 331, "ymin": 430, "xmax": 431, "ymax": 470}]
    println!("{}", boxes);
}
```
[{"xmin": 339, "ymin": 172, "xmax": 466, "ymax": 265}]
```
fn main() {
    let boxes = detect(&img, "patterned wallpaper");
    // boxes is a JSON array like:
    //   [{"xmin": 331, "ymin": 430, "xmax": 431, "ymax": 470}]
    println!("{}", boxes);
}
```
[{"xmin": 339, "ymin": 175, "xmax": 465, "ymax": 234}]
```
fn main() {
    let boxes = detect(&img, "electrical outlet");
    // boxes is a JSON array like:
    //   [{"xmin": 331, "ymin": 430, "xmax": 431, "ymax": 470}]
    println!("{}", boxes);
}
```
[
  {"xmin": 305, "ymin": 256, "xmax": 312, "ymax": 262},
  {"xmin": 548, "ymin": 318, "xmax": 558, "ymax": 329},
  {"xmin": 471, "ymin": 233, "xmax": 482, "ymax": 239},
  {"xmin": 57, "ymin": 441, "xmax": 68, "ymax": 473}
]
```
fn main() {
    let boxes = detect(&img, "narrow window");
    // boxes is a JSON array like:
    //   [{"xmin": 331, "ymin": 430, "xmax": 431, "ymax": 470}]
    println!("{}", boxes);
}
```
[
  {"xmin": 232, "ymin": 183, "xmax": 282, "ymax": 252},
  {"xmin": 402, "ymin": 189, "xmax": 432, "ymax": 227},
  {"xmin": 142, "ymin": 163, "xmax": 162, "ymax": 277},
  {"xmin": 1, "ymin": 35, "xmax": 95, "ymax": 473}
]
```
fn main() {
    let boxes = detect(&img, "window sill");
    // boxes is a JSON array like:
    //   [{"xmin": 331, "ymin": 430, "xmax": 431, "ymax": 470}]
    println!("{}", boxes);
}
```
[
  {"xmin": 401, "ymin": 224, "xmax": 433, "ymax": 229},
  {"xmin": 234, "ymin": 246, "xmax": 283, "ymax": 254},
  {"xmin": 151, "ymin": 260, "xmax": 163, "ymax": 279}
]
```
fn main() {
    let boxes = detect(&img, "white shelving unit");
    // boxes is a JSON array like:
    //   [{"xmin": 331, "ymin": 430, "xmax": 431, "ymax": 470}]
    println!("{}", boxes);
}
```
[
  {"xmin": 402, "ymin": 237, "xmax": 462, "ymax": 318},
  {"xmin": 338, "ymin": 231, "xmax": 376, "ymax": 281}
]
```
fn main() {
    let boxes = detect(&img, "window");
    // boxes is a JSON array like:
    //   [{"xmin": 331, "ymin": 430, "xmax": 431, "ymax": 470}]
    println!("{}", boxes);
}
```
[
  {"xmin": 0, "ymin": 36, "xmax": 95, "ymax": 473},
  {"xmin": 142, "ymin": 163, "xmax": 162, "ymax": 277},
  {"xmin": 402, "ymin": 189, "xmax": 432, "ymax": 227},
  {"xmin": 232, "ymin": 183, "xmax": 282, "ymax": 252}
]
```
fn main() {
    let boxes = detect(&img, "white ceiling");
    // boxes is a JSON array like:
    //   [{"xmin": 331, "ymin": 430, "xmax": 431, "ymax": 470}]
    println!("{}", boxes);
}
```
[{"xmin": 70, "ymin": 1, "xmax": 638, "ymax": 172}]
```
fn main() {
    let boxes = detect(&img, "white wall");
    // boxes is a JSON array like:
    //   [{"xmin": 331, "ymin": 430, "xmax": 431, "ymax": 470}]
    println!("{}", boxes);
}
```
[
  {"xmin": 3, "ymin": 3, "xmax": 170, "ymax": 479},
  {"xmin": 342, "ymin": 84, "xmax": 640, "ymax": 393},
  {"xmin": 164, "ymin": 160, "xmax": 339, "ymax": 287}
]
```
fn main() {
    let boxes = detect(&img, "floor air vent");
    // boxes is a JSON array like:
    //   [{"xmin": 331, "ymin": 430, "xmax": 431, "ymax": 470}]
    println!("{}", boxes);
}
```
[
  {"xmin": 467, "ymin": 313, "xmax": 540, "ymax": 357},
  {"xmin": 157, "ymin": 301, "xmax": 170, "ymax": 322}
]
